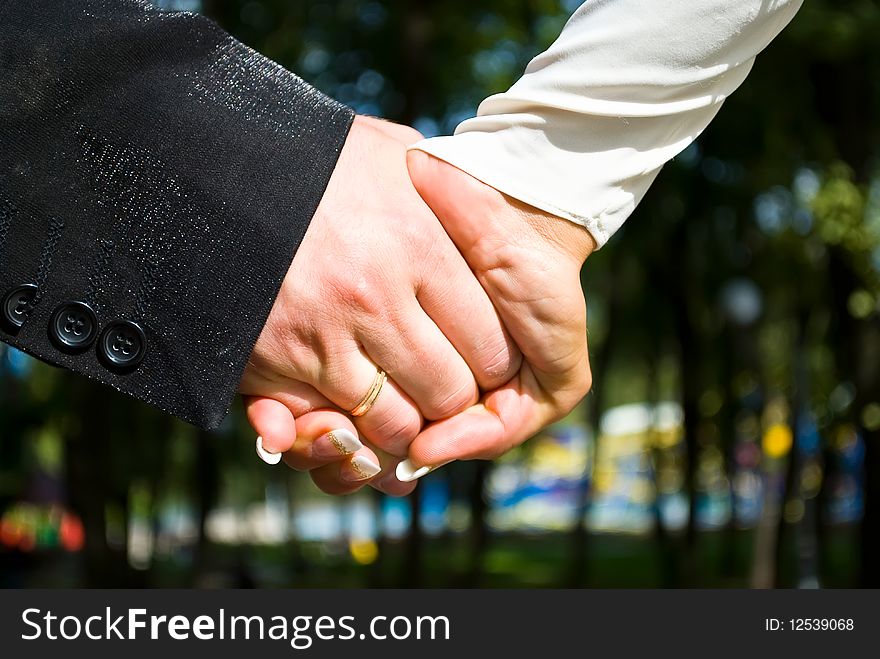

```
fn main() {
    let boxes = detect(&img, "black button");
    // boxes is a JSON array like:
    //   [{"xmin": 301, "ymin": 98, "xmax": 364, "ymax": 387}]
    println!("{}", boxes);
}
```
[
  {"xmin": 2, "ymin": 284, "xmax": 39, "ymax": 331},
  {"xmin": 49, "ymin": 301, "xmax": 98, "ymax": 353},
  {"xmin": 98, "ymin": 320, "xmax": 146, "ymax": 373}
]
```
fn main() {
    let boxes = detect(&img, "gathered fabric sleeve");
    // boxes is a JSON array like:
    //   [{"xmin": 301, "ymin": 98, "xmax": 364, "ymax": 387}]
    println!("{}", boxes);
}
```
[{"xmin": 413, "ymin": 0, "xmax": 803, "ymax": 247}]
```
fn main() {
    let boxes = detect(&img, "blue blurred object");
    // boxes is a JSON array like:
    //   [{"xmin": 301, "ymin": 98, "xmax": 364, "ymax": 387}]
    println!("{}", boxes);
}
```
[
  {"xmin": 419, "ymin": 477, "xmax": 450, "ymax": 536},
  {"xmin": 827, "ymin": 427, "xmax": 864, "ymax": 524},
  {"xmin": 796, "ymin": 412, "xmax": 822, "ymax": 456},
  {"xmin": 2, "ymin": 346, "xmax": 33, "ymax": 379}
]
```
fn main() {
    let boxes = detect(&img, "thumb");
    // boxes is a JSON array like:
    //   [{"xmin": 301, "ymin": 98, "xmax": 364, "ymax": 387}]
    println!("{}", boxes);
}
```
[
  {"xmin": 400, "ymin": 369, "xmax": 551, "ymax": 474},
  {"xmin": 407, "ymin": 149, "xmax": 500, "ymax": 253}
]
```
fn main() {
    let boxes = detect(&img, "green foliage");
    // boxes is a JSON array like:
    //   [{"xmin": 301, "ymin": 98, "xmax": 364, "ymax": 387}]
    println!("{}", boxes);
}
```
[{"xmin": 813, "ymin": 164, "xmax": 872, "ymax": 254}]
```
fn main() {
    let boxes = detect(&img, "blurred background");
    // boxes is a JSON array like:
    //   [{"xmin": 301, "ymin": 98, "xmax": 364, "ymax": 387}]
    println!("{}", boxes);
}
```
[{"xmin": 2, "ymin": 0, "xmax": 880, "ymax": 588}]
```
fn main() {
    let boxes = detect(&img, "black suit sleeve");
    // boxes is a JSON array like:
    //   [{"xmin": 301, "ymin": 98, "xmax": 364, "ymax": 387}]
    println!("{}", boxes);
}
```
[{"xmin": 0, "ymin": 0, "xmax": 354, "ymax": 428}]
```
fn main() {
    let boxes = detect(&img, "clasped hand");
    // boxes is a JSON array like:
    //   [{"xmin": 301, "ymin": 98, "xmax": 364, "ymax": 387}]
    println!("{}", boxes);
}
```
[{"xmin": 240, "ymin": 116, "xmax": 595, "ymax": 496}]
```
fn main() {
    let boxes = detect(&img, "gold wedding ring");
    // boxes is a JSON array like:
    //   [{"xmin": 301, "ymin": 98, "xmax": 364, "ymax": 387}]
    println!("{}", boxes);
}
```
[{"xmin": 350, "ymin": 369, "xmax": 387, "ymax": 417}]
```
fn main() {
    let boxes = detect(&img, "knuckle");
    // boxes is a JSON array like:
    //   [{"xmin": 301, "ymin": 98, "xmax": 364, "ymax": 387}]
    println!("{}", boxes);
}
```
[
  {"xmin": 426, "ymin": 379, "xmax": 477, "ymax": 420},
  {"xmin": 329, "ymin": 271, "xmax": 386, "ymax": 316},
  {"xmin": 474, "ymin": 336, "xmax": 520, "ymax": 387},
  {"xmin": 263, "ymin": 300, "xmax": 334, "ymax": 381},
  {"xmin": 363, "ymin": 409, "xmax": 422, "ymax": 456}
]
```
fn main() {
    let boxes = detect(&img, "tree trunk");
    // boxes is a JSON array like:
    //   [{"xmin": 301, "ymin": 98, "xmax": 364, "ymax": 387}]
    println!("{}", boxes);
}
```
[
  {"xmin": 464, "ymin": 461, "xmax": 491, "ymax": 587},
  {"xmin": 64, "ymin": 378, "xmax": 140, "ymax": 586}
]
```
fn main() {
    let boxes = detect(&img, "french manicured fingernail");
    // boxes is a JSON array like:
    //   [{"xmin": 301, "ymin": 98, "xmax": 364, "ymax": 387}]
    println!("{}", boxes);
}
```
[
  {"xmin": 313, "ymin": 429, "xmax": 363, "ymax": 460},
  {"xmin": 396, "ymin": 458, "xmax": 440, "ymax": 482},
  {"xmin": 345, "ymin": 455, "xmax": 382, "ymax": 481},
  {"xmin": 256, "ymin": 436, "xmax": 282, "ymax": 465}
]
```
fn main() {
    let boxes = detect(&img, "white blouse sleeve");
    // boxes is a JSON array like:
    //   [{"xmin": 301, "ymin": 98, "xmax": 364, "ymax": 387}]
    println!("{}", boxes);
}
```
[{"xmin": 411, "ymin": 0, "xmax": 803, "ymax": 248}]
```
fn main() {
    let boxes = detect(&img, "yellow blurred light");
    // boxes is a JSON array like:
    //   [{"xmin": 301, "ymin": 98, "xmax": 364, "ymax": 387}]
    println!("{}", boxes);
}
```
[
  {"xmin": 861, "ymin": 403, "xmax": 880, "ymax": 432},
  {"xmin": 531, "ymin": 441, "xmax": 588, "ymax": 478},
  {"xmin": 593, "ymin": 470, "xmax": 614, "ymax": 493},
  {"xmin": 349, "ymin": 539, "xmax": 378, "ymax": 565},
  {"xmin": 763, "ymin": 423, "xmax": 793, "ymax": 459},
  {"xmin": 650, "ymin": 428, "xmax": 681, "ymax": 449}
]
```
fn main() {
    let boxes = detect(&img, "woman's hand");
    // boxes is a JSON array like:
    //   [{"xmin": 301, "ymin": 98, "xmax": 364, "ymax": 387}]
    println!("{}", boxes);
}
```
[{"xmin": 397, "ymin": 151, "xmax": 595, "ymax": 479}]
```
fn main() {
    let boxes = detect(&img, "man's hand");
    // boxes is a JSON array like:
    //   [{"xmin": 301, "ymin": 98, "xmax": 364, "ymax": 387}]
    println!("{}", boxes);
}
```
[
  {"xmin": 399, "ymin": 151, "xmax": 595, "ymax": 477},
  {"xmin": 241, "ymin": 118, "xmax": 520, "ymax": 494}
]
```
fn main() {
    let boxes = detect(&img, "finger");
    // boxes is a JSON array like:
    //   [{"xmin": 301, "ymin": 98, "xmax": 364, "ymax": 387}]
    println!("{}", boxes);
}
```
[
  {"xmin": 357, "ymin": 302, "xmax": 479, "ymax": 421},
  {"xmin": 245, "ymin": 397, "xmax": 298, "ymax": 458},
  {"xmin": 314, "ymin": 344, "xmax": 423, "ymax": 458},
  {"xmin": 397, "ymin": 304, "xmax": 592, "ymax": 479},
  {"xmin": 309, "ymin": 453, "xmax": 383, "ymax": 496},
  {"xmin": 415, "ymin": 240, "xmax": 522, "ymax": 391},
  {"xmin": 400, "ymin": 362, "xmax": 588, "ymax": 480},
  {"xmin": 242, "ymin": 378, "xmax": 335, "ymax": 419},
  {"xmin": 280, "ymin": 409, "xmax": 378, "ymax": 472},
  {"xmin": 404, "ymin": 396, "xmax": 513, "ymax": 468},
  {"xmin": 244, "ymin": 380, "xmax": 337, "ymax": 464}
]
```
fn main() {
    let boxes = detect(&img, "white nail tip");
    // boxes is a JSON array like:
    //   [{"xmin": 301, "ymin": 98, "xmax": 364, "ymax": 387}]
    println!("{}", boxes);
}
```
[
  {"xmin": 327, "ymin": 429, "xmax": 363, "ymax": 455},
  {"xmin": 396, "ymin": 459, "xmax": 438, "ymax": 482},
  {"xmin": 256, "ymin": 436, "xmax": 282, "ymax": 465},
  {"xmin": 350, "ymin": 455, "xmax": 382, "ymax": 479}
]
